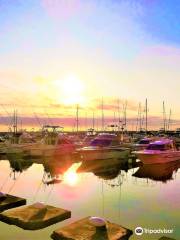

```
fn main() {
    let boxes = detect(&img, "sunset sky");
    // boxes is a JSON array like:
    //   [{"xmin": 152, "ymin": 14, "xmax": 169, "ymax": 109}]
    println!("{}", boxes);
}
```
[{"xmin": 0, "ymin": 0, "xmax": 180, "ymax": 130}]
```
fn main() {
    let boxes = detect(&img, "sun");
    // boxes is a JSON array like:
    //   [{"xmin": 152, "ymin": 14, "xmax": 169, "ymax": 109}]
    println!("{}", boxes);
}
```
[
  {"xmin": 54, "ymin": 75, "xmax": 86, "ymax": 105},
  {"xmin": 63, "ymin": 163, "xmax": 81, "ymax": 187}
]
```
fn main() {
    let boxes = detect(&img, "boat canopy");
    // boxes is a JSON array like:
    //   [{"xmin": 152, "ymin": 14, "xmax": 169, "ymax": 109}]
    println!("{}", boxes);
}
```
[
  {"xmin": 90, "ymin": 139, "xmax": 112, "ymax": 147},
  {"xmin": 147, "ymin": 139, "xmax": 174, "ymax": 151},
  {"xmin": 138, "ymin": 139, "xmax": 151, "ymax": 144},
  {"xmin": 90, "ymin": 134, "xmax": 119, "ymax": 147}
]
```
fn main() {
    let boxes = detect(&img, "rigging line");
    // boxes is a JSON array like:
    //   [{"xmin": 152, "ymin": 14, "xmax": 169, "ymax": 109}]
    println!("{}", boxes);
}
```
[
  {"xmin": 0, "ymin": 169, "xmax": 13, "ymax": 191},
  {"xmin": 44, "ymin": 110, "xmax": 54, "ymax": 126},
  {"xmin": 118, "ymin": 174, "xmax": 122, "ymax": 221},
  {"xmin": 7, "ymin": 171, "xmax": 22, "ymax": 194},
  {"xmin": 0, "ymin": 113, "xmax": 9, "ymax": 126},
  {"xmin": 32, "ymin": 171, "xmax": 46, "ymax": 202},
  {"xmin": 0, "ymin": 106, "xmax": 13, "ymax": 127},
  {"xmin": 45, "ymin": 184, "xmax": 54, "ymax": 204},
  {"xmin": 101, "ymin": 179, "xmax": 105, "ymax": 217},
  {"xmin": 33, "ymin": 111, "xmax": 43, "ymax": 128}
]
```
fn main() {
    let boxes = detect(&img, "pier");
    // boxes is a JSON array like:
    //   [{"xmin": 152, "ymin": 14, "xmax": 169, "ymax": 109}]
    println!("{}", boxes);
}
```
[
  {"xmin": 0, "ymin": 202, "xmax": 71, "ymax": 230},
  {"xmin": 51, "ymin": 217, "xmax": 133, "ymax": 240},
  {"xmin": 0, "ymin": 193, "xmax": 26, "ymax": 212}
]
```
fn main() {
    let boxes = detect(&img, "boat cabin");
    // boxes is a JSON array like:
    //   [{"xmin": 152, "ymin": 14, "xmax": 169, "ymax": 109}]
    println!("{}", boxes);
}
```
[
  {"xmin": 146, "ymin": 140, "xmax": 175, "ymax": 151},
  {"xmin": 90, "ymin": 134, "xmax": 119, "ymax": 147},
  {"xmin": 138, "ymin": 138, "xmax": 151, "ymax": 145}
]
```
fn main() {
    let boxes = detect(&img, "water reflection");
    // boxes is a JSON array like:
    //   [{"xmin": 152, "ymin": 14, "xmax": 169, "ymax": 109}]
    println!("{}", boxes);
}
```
[
  {"xmin": 133, "ymin": 160, "xmax": 180, "ymax": 183},
  {"xmin": 8, "ymin": 158, "xmax": 33, "ymax": 174},
  {"xmin": 63, "ymin": 163, "xmax": 81, "ymax": 187},
  {"xmin": 0, "ymin": 153, "xmax": 180, "ymax": 239},
  {"xmin": 42, "ymin": 158, "xmax": 75, "ymax": 185},
  {"xmin": 3, "ymin": 153, "xmax": 180, "ymax": 186}
]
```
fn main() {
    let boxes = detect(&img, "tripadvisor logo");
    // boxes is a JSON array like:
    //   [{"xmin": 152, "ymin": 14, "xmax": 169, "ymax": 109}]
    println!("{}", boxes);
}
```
[
  {"xmin": 135, "ymin": 227, "xmax": 143, "ymax": 235},
  {"xmin": 135, "ymin": 226, "xmax": 174, "ymax": 236}
]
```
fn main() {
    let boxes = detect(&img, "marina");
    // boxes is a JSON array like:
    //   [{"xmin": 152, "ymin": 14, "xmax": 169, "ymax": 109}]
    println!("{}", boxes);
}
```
[
  {"xmin": 1, "ymin": 0, "xmax": 180, "ymax": 239},
  {"xmin": 0, "ymin": 139, "xmax": 179, "ymax": 239},
  {"xmin": 0, "ymin": 103, "xmax": 180, "ymax": 240}
]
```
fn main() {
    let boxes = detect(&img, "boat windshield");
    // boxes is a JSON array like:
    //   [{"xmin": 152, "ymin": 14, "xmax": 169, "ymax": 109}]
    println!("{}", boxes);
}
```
[
  {"xmin": 147, "ymin": 144, "xmax": 166, "ymax": 151},
  {"xmin": 90, "ymin": 139, "xmax": 112, "ymax": 147},
  {"xmin": 139, "ymin": 139, "xmax": 150, "ymax": 144}
]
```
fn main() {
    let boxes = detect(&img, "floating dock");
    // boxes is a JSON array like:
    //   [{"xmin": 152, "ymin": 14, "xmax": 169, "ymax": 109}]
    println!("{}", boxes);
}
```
[
  {"xmin": 0, "ymin": 193, "xmax": 26, "ymax": 212},
  {"xmin": 0, "ymin": 202, "xmax": 71, "ymax": 230},
  {"xmin": 51, "ymin": 217, "xmax": 133, "ymax": 240}
]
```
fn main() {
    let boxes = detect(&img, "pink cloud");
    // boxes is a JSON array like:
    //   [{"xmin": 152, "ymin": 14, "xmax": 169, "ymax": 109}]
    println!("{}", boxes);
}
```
[
  {"xmin": 137, "ymin": 44, "xmax": 180, "ymax": 59},
  {"xmin": 41, "ymin": 0, "xmax": 96, "ymax": 22},
  {"xmin": 93, "ymin": 98, "xmax": 138, "ymax": 112},
  {"xmin": 41, "ymin": 0, "xmax": 81, "ymax": 20}
]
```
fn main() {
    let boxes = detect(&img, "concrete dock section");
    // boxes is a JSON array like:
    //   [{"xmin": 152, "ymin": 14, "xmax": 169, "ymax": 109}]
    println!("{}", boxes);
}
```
[
  {"xmin": 51, "ymin": 217, "xmax": 133, "ymax": 240},
  {"xmin": 0, "ymin": 202, "xmax": 71, "ymax": 230},
  {"xmin": 0, "ymin": 193, "xmax": 26, "ymax": 212}
]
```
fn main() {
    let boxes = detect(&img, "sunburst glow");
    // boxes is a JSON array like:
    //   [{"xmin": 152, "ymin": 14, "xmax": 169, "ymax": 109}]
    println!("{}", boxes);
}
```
[
  {"xmin": 54, "ymin": 75, "xmax": 86, "ymax": 105},
  {"xmin": 63, "ymin": 162, "xmax": 82, "ymax": 186}
]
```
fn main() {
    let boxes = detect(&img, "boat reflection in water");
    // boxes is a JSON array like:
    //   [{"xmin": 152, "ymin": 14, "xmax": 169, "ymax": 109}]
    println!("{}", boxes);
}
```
[
  {"xmin": 133, "ymin": 160, "xmax": 180, "ymax": 183},
  {"xmin": 8, "ymin": 158, "xmax": 33, "ymax": 174},
  {"xmin": 0, "ymin": 147, "xmax": 179, "ymax": 240},
  {"xmin": 77, "ymin": 157, "xmax": 140, "ymax": 188}
]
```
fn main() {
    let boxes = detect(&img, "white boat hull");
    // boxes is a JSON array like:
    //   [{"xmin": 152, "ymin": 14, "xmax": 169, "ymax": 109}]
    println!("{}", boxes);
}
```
[
  {"xmin": 6, "ymin": 143, "xmax": 75, "ymax": 159},
  {"xmin": 79, "ymin": 147, "xmax": 130, "ymax": 161}
]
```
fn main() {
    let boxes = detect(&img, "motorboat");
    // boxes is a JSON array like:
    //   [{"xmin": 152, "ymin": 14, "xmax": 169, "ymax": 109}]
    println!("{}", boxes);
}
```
[
  {"xmin": 6, "ymin": 132, "xmax": 41, "ymax": 160},
  {"xmin": 132, "ymin": 138, "xmax": 153, "ymax": 151},
  {"xmin": 28, "ymin": 134, "xmax": 76, "ymax": 159},
  {"xmin": 133, "ymin": 139, "xmax": 180, "ymax": 164},
  {"xmin": 78, "ymin": 133, "xmax": 130, "ymax": 161},
  {"xmin": 6, "ymin": 128, "xmax": 76, "ymax": 160}
]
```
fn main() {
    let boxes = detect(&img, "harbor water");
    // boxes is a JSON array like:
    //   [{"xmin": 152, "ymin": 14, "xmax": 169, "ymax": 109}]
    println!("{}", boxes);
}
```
[{"xmin": 0, "ymin": 157, "xmax": 179, "ymax": 240}]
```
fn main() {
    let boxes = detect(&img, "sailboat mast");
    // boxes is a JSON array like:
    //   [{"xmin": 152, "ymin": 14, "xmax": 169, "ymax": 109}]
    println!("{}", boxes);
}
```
[
  {"xmin": 101, "ymin": 97, "xmax": 104, "ymax": 131},
  {"xmin": 13, "ymin": 110, "xmax": 18, "ymax": 135},
  {"xmin": 136, "ymin": 103, "xmax": 140, "ymax": 132},
  {"xmin": 15, "ymin": 109, "xmax": 18, "ymax": 134},
  {"xmin": 145, "ymin": 98, "xmax": 148, "ymax": 133},
  {"xmin": 168, "ymin": 109, "xmax": 172, "ymax": 131},
  {"xmin": 13, "ymin": 110, "xmax": 15, "ymax": 135},
  {"xmin": 163, "ymin": 101, "xmax": 166, "ymax": 132},
  {"xmin": 76, "ymin": 104, "xmax": 79, "ymax": 134},
  {"xmin": 117, "ymin": 98, "xmax": 120, "ymax": 131},
  {"xmin": 124, "ymin": 101, "xmax": 127, "ymax": 130},
  {"xmin": 92, "ymin": 111, "xmax": 95, "ymax": 130},
  {"xmin": 139, "ymin": 103, "xmax": 142, "ymax": 131}
]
